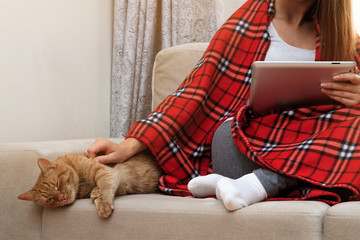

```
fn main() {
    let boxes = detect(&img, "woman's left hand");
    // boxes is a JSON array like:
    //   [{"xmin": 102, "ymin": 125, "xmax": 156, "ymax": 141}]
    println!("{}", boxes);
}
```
[{"xmin": 321, "ymin": 67, "xmax": 360, "ymax": 107}]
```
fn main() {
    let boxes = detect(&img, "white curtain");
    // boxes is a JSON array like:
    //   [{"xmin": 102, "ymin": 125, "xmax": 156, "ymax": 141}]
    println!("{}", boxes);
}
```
[{"xmin": 111, "ymin": 0, "xmax": 217, "ymax": 137}]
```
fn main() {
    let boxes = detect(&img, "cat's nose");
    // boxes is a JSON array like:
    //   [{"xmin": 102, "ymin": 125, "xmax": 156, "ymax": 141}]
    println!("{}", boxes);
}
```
[{"xmin": 58, "ymin": 194, "xmax": 65, "ymax": 201}]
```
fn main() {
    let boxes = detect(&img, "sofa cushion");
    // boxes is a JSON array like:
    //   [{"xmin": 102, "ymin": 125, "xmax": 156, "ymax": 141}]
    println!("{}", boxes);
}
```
[
  {"xmin": 152, "ymin": 42, "xmax": 209, "ymax": 109},
  {"xmin": 324, "ymin": 202, "xmax": 360, "ymax": 240},
  {"xmin": 42, "ymin": 194, "xmax": 328, "ymax": 240}
]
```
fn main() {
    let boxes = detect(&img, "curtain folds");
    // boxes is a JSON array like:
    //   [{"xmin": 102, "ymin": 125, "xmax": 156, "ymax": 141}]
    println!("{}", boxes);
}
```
[{"xmin": 111, "ymin": 0, "xmax": 217, "ymax": 137}]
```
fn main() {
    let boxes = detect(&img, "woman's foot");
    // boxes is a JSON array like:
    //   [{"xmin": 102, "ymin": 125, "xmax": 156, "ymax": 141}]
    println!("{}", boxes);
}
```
[
  {"xmin": 188, "ymin": 174, "xmax": 224, "ymax": 197},
  {"xmin": 216, "ymin": 173, "xmax": 267, "ymax": 211}
]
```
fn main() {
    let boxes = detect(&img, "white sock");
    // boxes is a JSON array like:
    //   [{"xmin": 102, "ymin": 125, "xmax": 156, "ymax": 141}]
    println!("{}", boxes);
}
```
[
  {"xmin": 216, "ymin": 173, "xmax": 268, "ymax": 211},
  {"xmin": 188, "ymin": 174, "xmax": 224, "ymax": 197}
]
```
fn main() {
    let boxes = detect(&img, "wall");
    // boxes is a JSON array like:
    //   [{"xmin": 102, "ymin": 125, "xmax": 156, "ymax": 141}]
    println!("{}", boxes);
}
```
[{"xmin": 0, "ymin": 0, "xmax": 113, "ymax": 143}]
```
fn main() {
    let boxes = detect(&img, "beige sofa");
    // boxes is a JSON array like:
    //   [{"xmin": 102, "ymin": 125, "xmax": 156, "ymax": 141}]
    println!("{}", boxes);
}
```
[{"xmin": 2, "ymin": 43, "xmax": 360, "ymax": 240}]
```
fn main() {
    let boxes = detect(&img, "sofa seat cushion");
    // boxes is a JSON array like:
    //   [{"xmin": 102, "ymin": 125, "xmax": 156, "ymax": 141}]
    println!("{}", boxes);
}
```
[
  {"xmin": 324, "ymin": 202, "xmax": 360, "ymax": 240},
  {"xmin": 42, "ymin": 194, "xmax": 329, "ymax": 240}
]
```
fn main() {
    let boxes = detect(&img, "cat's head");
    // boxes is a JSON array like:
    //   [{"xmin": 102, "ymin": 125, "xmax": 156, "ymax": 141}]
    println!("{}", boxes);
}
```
[{"xmin": 18, "ymin": 158, "xmax": 79, "ymax": 208}]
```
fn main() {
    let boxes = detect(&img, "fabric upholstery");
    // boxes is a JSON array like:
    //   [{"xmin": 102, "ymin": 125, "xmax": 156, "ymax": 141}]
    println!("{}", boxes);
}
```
[
  {"xmin": 152, "ymin": 42, "xmax": 209, "ymax": 110},
  {"xmin": 0, "ymin": 149, "xmax": 42, "ymax": 240},
  {"xmin": 324, "ymin": 202, "xmax": 360, "ymax": 240},
  {"xmin": 42, "ymin": 194, "xmax": 328, "ymax": 240}
]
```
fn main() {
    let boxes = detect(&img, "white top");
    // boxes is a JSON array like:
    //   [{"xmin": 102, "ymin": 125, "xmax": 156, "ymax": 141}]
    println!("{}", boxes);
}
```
[
  {"xmin": 264, "ymin": 22, "xmax": 315, "ymax": 61},
  {"xmin": 226, "ymin": 22, "xmax": 317, "ymax": 120}
]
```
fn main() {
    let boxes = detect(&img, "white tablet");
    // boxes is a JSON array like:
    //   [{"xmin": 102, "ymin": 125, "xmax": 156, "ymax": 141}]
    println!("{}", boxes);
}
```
[{"xmin": 248, "ymin": 61, "xmax": 356, "ymax": 115}]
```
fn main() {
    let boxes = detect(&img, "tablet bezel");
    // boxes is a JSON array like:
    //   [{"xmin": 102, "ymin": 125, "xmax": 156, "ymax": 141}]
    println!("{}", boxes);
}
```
[{"xmin": 248, "ymin": 61, "xmax": 356, "ymax": 115}]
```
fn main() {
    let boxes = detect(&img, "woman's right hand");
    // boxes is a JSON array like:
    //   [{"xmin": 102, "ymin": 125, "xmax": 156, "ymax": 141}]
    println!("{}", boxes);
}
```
[{"xmin": 85, "ymin": 137, "xmax": 148, "ymax": 164}]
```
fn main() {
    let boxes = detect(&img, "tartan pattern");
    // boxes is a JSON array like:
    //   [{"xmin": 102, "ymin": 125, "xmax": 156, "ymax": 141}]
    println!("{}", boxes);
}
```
[
  {"xmin": 218, "ymin": 57, "xmax": 231, "ymax": 74},
  {"xmin": 194, "ymin": 57, "xmax": 204, "ymax": 69},
  {"xmin": 172, "ymin": 87, "xmax": 186, "ymax": 97},
  {"xmin": 338, "ymin": 142, "xmax": 356, "ymax": 161},
  {"xmin": 234, "ymin": 105, "xmax": 360, "ymax": 203},
  {"xmin": 234, "ymin": 19, "xmax": 251, "ymax": 35},
  {"xmin": 139, "ymin": 112, "xmax": 164, "ymax": 125},
  {"xmin": 260, "ymin": 140, "xmax": 278, "ymax": 152},
  {"xmin": 296, "ymin": 139, "xmax": 314, "ymax": 151},
  {"xmin": 127, "ymin": 0, "xmax": 360, "ymax": 202}
]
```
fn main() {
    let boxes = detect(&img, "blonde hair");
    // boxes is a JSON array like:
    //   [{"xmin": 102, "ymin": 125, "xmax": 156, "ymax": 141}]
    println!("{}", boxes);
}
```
[{"xmin": 314, "ymin": 0, "xmax": 356, "ymax": 61}]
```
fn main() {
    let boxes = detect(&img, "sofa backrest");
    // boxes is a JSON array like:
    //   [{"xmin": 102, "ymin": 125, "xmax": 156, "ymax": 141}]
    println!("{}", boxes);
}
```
[{"xmin": 152, "ymin": 43, "xmax": 209, "ymax": 109}]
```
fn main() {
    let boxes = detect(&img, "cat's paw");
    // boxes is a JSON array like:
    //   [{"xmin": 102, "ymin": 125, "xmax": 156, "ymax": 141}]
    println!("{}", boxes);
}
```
[
  {"xmin": 92, "ymin": 188, "xmax": 114, "ymax": 218},
  {"xmin": 90, "ymin": 187, "xmax": 100, "ymax": 201},
  {"xmin": 95, "ymin": 199, "xmax": 114, "ymax": 218}
]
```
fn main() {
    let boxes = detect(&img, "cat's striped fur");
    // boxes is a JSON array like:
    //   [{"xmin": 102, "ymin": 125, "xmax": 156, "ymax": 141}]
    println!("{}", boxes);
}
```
[{"xmin": 18, "ymin": 151, "xmax": 161, "ymax": 218}]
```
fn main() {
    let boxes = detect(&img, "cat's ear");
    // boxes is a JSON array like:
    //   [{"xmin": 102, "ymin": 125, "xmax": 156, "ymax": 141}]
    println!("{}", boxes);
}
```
[
  {"xmin": 18, "ymin": 190, "xmax": 35, "ymax": 201},
  {"xmin": 37, "ymin": 158, "xmax": 56, "ymax": 174}
]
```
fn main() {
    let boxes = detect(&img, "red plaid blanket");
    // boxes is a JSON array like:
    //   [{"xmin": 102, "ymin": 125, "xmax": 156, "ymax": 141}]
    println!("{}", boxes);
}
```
[{"xmin": 127, "ymin": 0, "xmax": 360, "ymax": 203}]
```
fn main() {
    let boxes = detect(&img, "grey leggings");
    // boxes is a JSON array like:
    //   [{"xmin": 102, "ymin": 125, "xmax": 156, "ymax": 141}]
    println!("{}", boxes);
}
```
[{"xmin": 211, "ymin": 120, "xmax": 297, "ymax": 198}]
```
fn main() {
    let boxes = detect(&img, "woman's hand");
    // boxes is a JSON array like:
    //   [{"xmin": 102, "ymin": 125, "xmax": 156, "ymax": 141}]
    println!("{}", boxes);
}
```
[
  {"xmin": 85, "ymin": 137, "xmax": 148, "ymax": 164},
  {"xmin": 321, "ymin": 67, "xmax": 360, "ymax": 107}
]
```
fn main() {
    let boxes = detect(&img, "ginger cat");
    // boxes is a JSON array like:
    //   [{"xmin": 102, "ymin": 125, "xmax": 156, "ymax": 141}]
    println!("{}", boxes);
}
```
[{"xmin": 18, "ymin": 151, "xmax": 161, "ymax": 218}]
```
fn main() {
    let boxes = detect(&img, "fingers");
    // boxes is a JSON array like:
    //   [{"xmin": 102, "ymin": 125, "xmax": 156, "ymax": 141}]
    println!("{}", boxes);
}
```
[
  {"xmin": 321, "ymin": 81, "xmax": 357, "ymax": 94},
  {"xmin": 321, "ymin": 72, "xmax": 360, "ymax": 107},
  {"xmin": 321, "ymin": 88, "xmax": 359, "ymax": 107},
  {"xmin": 332, "ymin": 71, "xmax": 360, "ymax": 85},
  {"xmin": 94, "ymin": 152, "xmax": 121, "ymax": 164},
  {"xmin": 85, "ymin": 137, "xmax": 111, "ymax": 159},
  {"xmin": 85, "ymin": 138, "xmax": 126, "ymax": 164},
  {"xmin": 85, "ymin": 137, "xmax": 148, "ymax": 165}
]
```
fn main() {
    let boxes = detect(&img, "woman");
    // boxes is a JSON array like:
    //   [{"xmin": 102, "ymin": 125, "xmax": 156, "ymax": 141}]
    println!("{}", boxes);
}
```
[{"xmin": 86, "ymin": 0, "xmax": 360, "ymax": 211}]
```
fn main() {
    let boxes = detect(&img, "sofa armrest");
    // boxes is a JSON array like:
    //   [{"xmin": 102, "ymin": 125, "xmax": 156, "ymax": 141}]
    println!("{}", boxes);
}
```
[
  {"xmin": 0, "ymin": 138, "xmax": 122, "ymax": 240},
  {"xmin": 152, "ymin": 42, "xmax": 209, "ymax": 110}
]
